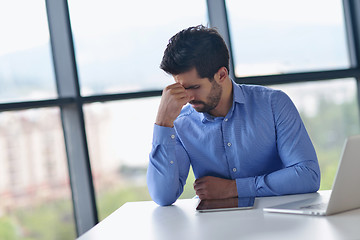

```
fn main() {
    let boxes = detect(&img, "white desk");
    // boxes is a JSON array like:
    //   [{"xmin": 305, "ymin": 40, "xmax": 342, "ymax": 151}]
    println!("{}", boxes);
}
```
[{"xmin": 77, "ymin": 191, "xmax": 360, "ymax": 240}]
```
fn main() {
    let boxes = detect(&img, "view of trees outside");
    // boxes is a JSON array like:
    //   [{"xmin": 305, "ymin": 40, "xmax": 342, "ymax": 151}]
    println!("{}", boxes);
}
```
[{"xmin": 1, "ymin": 0, "xmax": 359, "ymax": 239}]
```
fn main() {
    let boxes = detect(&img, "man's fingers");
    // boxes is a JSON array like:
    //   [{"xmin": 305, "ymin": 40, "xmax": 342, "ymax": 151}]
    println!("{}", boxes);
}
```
[
  {"xmin": 197, "ymin": 194, "xmax": 207, "ymax": 200},
  {"xmin": 168, "ymin": 87, "xmax": 185, "ymax": 95},
  {"xmin": 195, "ymin": 189, "xmax": 208, "ymax": 200},
  {"xmin": 193, "ymin": 184, "xmax": 203, "ymax": 192},
  {"xmin": 164, "ymin": 84, "xmax": 189, "ymax": 102},
  {"xmin": 193, "ymin": 178, "xmax": 208, "ymax": 191},
  {"xmin": 194, "ymin": 176, "xmax": 210, "ymax": 184},
  {"xmin": 165, "ymin": 82, "xmax": 185, "ymax": 92},
  {"xmin": 194, "ymin": 176, "xmax": 237, "ymax": 200}
]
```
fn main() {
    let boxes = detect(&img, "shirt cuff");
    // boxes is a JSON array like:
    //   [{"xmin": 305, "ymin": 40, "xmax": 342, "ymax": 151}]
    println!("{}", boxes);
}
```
[
  {"xmin": 236, "ymin": 177, "xmax": 257, "ymax": 197},
  {"xmin": 153, "ymin": 124, "xmax": 177, "ymax": 145}
]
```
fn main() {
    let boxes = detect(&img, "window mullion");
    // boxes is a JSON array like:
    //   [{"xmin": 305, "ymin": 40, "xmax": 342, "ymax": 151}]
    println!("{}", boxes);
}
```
[
  {"xmin": 45, "ymin": 0, "xmax": 98, "ymax": 236},
  {"xmin": 207, "ymin": 0, "xmax": 235, "ymax": 80}
]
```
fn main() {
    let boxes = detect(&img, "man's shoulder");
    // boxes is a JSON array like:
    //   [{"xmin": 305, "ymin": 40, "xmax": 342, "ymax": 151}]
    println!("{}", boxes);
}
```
[
  {"xmin": 238, "ymin": 84, "xmax": 287, "ymax": 101},
  {"xmin": 238, "ymin": 84, "xmax": 281, "ymax": 94}
]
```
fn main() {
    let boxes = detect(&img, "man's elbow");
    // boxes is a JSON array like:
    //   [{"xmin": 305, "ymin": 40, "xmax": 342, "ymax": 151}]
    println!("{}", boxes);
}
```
[
  {"xmin": 310, "ymin": 167, "xmax": 321, "ymax": 192},
  {"xmin": 149, "ymin": 188, "xmax": 177, "ymax": 206},
  {"xmin": 147, "ymin": 179, "xmax": 178, "ymax": 206},
  {"xmin": 153, "ymin": 196, "xmax": 176, "ymax": 206},
  {"xmin": 294, "ymin": 161, "xmax": 321, "ymax": 194},
  {"xmin": 303, "ymin": 162, "xmax": 321, "ymax": 193}
]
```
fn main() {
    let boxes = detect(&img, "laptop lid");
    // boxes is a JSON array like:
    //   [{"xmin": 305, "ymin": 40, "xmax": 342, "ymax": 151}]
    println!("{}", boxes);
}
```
[
  {"xmin": 326, "ymin": 135, "xmax": 360, "ymax": 215},
  {"xmin": 263, "ymin": 135, "xmax": 360, "ymax": 216}
]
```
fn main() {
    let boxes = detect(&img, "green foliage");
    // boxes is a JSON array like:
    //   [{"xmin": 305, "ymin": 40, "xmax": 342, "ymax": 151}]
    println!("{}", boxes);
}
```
[
  {"xmin": 320, "ymin": 163, "xmax": 338, "ymax": 190},
  {"xmin": 0, "ymin": 199, "xmax": 75, "ymax": 240},
  {"xmin": 302, "ymin": 97, "xmax": 359, "ymax": 151},
  {"xmin": 0, "ymin": 217, "xmax": 17, "ymax": 240},
  {"xmin": 300, "ymin": 97, "xmax": 360, "ymax": 190},
  {"xmin": 179, "ymin": 167, "xmax": 196, "ymax": 199}
]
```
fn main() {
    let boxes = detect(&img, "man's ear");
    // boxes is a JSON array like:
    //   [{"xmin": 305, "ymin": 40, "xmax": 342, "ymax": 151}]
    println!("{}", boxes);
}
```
[{"xmin": 216, "ymin": 67, "xmax": 228, "ymax": 83}]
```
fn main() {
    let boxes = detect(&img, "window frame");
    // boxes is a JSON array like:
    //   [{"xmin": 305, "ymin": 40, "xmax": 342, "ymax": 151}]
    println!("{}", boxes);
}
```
[{"xmin": 0, "ymin": 0, "xmax": 359, "ymax": 236}]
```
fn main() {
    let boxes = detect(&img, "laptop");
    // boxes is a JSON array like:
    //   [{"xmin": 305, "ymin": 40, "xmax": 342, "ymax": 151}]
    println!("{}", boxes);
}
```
[{"xmin": 263, "ymin": 135, "xmax": 360, "ymax": 216}]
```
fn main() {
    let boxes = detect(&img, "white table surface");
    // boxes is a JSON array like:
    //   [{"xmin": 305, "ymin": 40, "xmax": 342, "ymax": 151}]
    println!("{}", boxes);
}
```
[{"xmin": 77, "ymin": 190, "xmax": 360, "ymax": 240}]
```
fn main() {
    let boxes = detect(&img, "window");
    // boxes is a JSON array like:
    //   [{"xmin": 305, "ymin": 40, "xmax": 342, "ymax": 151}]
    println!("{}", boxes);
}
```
[
  {"xmin": 0, "ymin": 109, "xmax": 75, "ymax": 239},
  {"xmin": 0, "ymin": 1, "xmax": 56, "ymax": 103},
  {"xmin": 1, "ymin": 0, "xmax": 360, "ymax": 236},
  {"xmin": 226, "ymin": 0, "xmax": 349, "ymax": 77},
  {"xmin": 0, "ymin": 1, "xmax": 75, "ymax": 239},
  {"xmin": 225, "ymin": 0, "xmax": 359, "ymax": 189},
  {"xmin": 84, "ymin": 98, "xmax": 195, "ymax": 220},
  {"xmin": 68, "ymin": 0, "xmax": 208, "ymax": 95},
  {"xmin": 70, "ymin": 0, "xmax": 207, "ymax": 219}
]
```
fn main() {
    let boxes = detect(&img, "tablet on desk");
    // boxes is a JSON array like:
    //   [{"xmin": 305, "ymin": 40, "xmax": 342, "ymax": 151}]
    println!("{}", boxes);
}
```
[{"xmin": 196, "ymin": 197, "xmax": 255, "ymax": 212}]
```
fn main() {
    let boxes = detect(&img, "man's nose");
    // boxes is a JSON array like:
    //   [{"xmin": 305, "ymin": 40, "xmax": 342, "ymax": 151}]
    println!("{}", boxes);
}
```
[{"xmin": 185, "ymin": 90, "xmax": 195, "ymax": 101}]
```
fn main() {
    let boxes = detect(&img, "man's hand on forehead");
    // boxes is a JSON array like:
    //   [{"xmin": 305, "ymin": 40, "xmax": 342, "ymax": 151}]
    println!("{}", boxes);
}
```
[{"xmin": 155, "ymin": 83, "xmax": 190, "ymax": 128}]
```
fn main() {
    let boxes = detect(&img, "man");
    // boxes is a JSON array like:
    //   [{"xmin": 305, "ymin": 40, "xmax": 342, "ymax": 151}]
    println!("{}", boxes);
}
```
[{"xmin": 147, "ymin": 25, "xmax": 320, "ymax": 206}]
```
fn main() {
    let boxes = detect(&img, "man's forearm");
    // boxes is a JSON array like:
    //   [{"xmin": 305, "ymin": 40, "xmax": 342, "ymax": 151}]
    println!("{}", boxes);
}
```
[
  {"xmin": 147, "ymin": 125, "xmax": 190, "ymax": 205},
  {"xmin": 147, "ymin": 157, "xmax": 182, "ymax": 206},
  {"xmin": 236, "ymin": 160, "xmax": 320, "ymax": 197}
]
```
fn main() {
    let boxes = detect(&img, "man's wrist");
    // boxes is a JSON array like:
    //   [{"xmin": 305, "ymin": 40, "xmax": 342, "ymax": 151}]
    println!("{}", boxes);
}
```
[
  {"xmin": 155, "ymin": 114, "xmax": 175, "ymax": 128},
  {"xmin": 155, "ymin": 121, "xmax": 174, "ymax": 128},
  {"xmin": 229, "ymin": 180, "xmax": 238, "ymax": 198}
]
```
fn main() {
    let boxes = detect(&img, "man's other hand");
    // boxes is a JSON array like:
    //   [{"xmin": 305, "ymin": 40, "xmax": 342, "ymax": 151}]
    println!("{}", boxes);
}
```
[{"xmin": 193, "ymin": 176, "xmax": 238, "ymax": 200}]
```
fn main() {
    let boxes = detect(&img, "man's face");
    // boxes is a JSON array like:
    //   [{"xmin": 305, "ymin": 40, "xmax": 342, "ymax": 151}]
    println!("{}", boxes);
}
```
[{"xmin": 174, "ymin": 68, "xmax": 222, "ymax": 114}]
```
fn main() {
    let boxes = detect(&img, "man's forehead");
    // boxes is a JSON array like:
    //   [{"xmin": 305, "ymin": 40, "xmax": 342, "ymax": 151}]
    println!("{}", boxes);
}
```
[{"xmin": 173, "ymin": 68, "xmax": 205, "ymax": 87}]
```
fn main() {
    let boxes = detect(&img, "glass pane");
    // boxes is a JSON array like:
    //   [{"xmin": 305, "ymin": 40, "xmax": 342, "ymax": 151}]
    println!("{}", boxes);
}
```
[
  {"xmin": 0, "ymin": 1, "xmax": 56, "ymax": 103},
  {"xmin": 84, "ymin": 97, "xmax": 195, "ymax": 220},
  {"xmin": 0, "ymin": 108, "xmax": 75, "ymax": 240},
  {"xmin": 68, "ymin": 0, "xmax": 208, "ymax": 96},
  {"xmin": 270, "ymin": 79, "xmax": 360, "ymax": 190},
  {"xmin": 226, "ymin": 0, "xmax": 349, "ymax": 77}
]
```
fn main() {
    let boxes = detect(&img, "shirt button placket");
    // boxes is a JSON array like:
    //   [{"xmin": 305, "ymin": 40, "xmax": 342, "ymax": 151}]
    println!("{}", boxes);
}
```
[{"xmin": 223, "ymin": 118, "xmax": 236, "ymax": 177}]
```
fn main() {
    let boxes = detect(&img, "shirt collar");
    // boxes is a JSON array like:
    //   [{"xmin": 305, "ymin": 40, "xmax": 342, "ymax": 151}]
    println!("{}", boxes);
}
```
[
  {"xmin": 200, "ymin": 79, "xmax": 245, "ymax": 123},
  {"xmin": 232, "ymin": 79, "xmax": 245, "ymax": 104}
]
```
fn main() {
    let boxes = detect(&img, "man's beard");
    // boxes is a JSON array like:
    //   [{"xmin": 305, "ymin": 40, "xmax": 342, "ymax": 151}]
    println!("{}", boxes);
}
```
[{"xmin": 189, "ymin": 81, "xmax": 222, "ymax": 113}]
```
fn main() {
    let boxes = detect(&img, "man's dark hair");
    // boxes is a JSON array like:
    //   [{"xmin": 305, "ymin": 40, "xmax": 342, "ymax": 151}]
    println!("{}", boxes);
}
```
[{"xmin": 160, "ymin": 25, "xmax": 230, "ymax": 80}]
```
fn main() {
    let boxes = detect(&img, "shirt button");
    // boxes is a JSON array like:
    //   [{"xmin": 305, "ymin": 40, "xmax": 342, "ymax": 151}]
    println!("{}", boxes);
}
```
[
  {"xmin": 233, "ymin": 168, "xmax": 237, "ymax": 172},
  {"xmin": 227, "ymin": 142, "xmax": 232, "ymax": 147},
  {"xmin": 171, "ymin": 135, "xmax": 175, "ymax": 139},
  {"xmin": 224, "ymin": 118, "xmax": 228, "ymax": 122},
  {"xmin": 170, "ymin": 161, "xmax": 174, "ymax": 164}
]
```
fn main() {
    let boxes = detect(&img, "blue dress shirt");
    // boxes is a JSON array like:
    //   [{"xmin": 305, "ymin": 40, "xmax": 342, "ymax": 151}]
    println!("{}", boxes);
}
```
[{"xmin": 147, "ymin": 81, "xmax": 320, "ymax": 206}]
